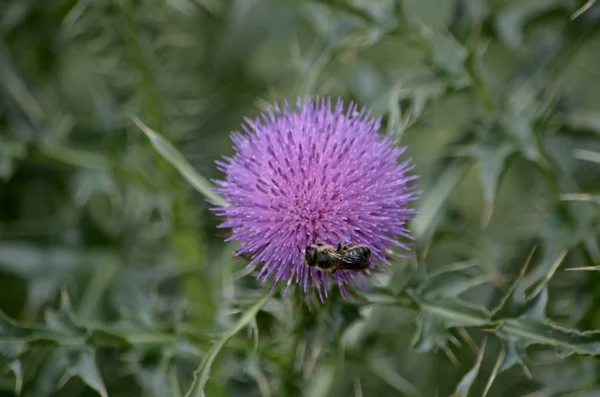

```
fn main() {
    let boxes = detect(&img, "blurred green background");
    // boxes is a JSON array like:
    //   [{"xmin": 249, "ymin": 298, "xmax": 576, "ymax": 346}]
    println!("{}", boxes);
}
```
[{"xmin": 1, "ymin": 0, "xmax": 600, "ymax": 396}]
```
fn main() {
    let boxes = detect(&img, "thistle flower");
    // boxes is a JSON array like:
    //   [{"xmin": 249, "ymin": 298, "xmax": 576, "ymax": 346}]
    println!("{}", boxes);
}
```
[{"xmin": 213, "ymin": 98, "xmax": 418, "ymax": 299}]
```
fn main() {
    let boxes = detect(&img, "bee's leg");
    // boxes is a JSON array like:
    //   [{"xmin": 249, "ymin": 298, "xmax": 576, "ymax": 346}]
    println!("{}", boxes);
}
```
[
  {"xmin": 340, "ymin": 236, "xmax": 351, "ymax": 250},
  {"xmin": 336, "ymin": 241, "xmax": 342, "ymax": 251}
]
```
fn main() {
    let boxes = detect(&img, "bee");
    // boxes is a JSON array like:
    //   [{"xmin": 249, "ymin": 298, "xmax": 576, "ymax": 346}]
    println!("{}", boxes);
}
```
[{"xmin": 300, "ymin": 240, "xmax": 371, "ymax": 274}]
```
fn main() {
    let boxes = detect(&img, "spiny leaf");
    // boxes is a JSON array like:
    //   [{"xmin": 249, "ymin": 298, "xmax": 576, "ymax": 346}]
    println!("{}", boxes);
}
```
[
  {"xmin": 560, "ymin": 193, "xmax": 600, "ymax": 204},
  {"xmin": 417, "ymin": 296, "xmax": 492, "ymax": 328},
  {"xmin": 482, "ymin": 346, "xmax": 506, "ymax": 397},
  {"xmin": 492, "ymin": 250, "xmax": 564, "ymax": 321},
  {"xmin": 184, "ymin": 292, "xmax": 272, "ymax": 397},
  {"xmin": 500, "ymin": 102, "xmax": 545, "ymax": 165},
  {"xmin": 0, "ymin": 136, "xmax": 27, "ymax": 180},
  {"xmin": 496, "ymin": 318, "xmax": 600, "ymax": 358},
  {"xmin": 25, "ymin": 350, "xmax": 70, "ymax": 397},
  {"xmin": 244, "ymin": 353, "xmax": 272, "ymax": 397},
  {"xmin": 492, "ymin": 251, "xmax": 600, "ymax": 360},
  {"xmin": 386, "ymin": 84, "xmax": 412, "ymax": 141},
  {"xmin": 86, "ymin": 329, "xmax": 133, "ymax": 348},
  {"xmin": 500, "ymin": 341, "xmax": 529, "ymax": 374},
  {"xmin": 490, "ymin": 276, "xmax": 533, "ymax": 321},
  {"xmin": 303, "ymin": 361, "xmax": 336, "ymax": 397},
  {"xmin": 465, "ymin": 140, "xmax": 516, "ymax": 224},
  {"xmin": 68, "ymin": 349, "xmax": 108, "ymax": 397},
  {"xmin": 525, "ymin": 250, "xmax": 566, "ymax": 304},
  {"xmin": 0, "ymin": 310, "xmax": 37, "ymax": 337},
  {"xmin": 132, "ymin": 361, "xmax": 172, "ymax": 397},
  {"xmin": 574, "ymin": 148, "xmax": 600, "ymax": 164},
  {"xmin": 45, "ymin": 291, "xmax": 84, "ymax": 335},
  {"xmin": 0, "ymin": 306, "xmax": 160, "ymax": 352},
  {"xmin": 411, "ymin": 296, "xmax": 491, "ymax": 352},
  {"xmin": 413, "ymin": 291, "xmax": 600, "ymax": 362},
  {"xmin": 412, "ymin": 312, "xmax": 449, "ymax": 352},
  {"xmin": 169, "ymin": 364, "xmax": 184, "ymax": 397},
  {"xmin": 412, "ymin": 162, "xmax": 469, "ymax": 239},
  {"xmin": 495, "ymin": 0, "xmax": 568, "ymax": 49},
  {"xmin": 565, "ymin": 266, "xmax": 600, "ymax": 271},
  {"xmin": 567, "ymin": 111, "xmax": 600, "ymax": 135},
  {"xmin": 419, "ymin": 260, "xmax": 500, "ymax": 300},
  {"xmin": 133, "ymin": 117, "xmax": 229, "ymax": 207},
  {"xmin": 38, "ymin": 144, "xmax": 109, "ymax": 172},
  {"xmin": 358, "ymin": 290, "xmax": 414, "ymax": 307},
  {"xmin": 450, "ymin": 338, "xmax": 486, "ymax": 397},
  {"xmin": 369, "ymin": 357, "xmax": 422, "ymax": 397},
  {"xmin": 420, "ymin": 26, "xmax": 470, "ymax": 88},
  {"xmin": 405, "ymin": 80, "xmax": 446, "ymax": 120},
  {"xmin": 8, "ymin": 359, "xmax": 23, "ymax": 395},
  {"xmin": 572, "ymin": 0, "xmax": 597, "ymax": 19}
]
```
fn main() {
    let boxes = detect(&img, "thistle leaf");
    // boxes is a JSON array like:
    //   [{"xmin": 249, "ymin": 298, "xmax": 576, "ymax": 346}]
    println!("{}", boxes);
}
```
[
  {"xmin": 134, "ymin": 117, "xmax": 229, "ymax": 207},
  {"xmin": 184, "ymin": 292, "xmax": 272, "ymax": 397}
]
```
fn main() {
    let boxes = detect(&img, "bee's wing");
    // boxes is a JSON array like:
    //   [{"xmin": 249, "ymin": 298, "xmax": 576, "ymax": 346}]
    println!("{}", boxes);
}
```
[{"xmin": 329, "ymin": 252, "xmax": 370, "ymax": 270}]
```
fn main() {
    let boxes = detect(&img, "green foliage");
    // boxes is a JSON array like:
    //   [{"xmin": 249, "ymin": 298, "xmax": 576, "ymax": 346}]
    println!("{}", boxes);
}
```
[
  {"xmin": 134, "ymin": 118, "xmax": 229, "ymax": 207},
  {"xmin": 1, "ymin": 0, "xmax": 600, "ymax": 396}
]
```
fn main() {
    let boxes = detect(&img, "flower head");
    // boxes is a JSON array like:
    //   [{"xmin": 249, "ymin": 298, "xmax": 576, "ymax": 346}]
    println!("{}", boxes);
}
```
[{"xmin": 213, "ymin": 98, "xmax": 418, "ymax": 299}]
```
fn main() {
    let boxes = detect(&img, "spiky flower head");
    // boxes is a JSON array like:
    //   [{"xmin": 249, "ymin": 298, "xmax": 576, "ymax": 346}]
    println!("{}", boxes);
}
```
[{"xmin": 213, "ymin": 98, "xmax": 418, "ymax": 299}]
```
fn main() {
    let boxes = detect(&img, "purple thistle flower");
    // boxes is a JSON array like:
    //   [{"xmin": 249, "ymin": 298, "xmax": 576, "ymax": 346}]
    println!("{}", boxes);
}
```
[{"xmin": 213, "ymin": 98, "xmax": 418, "ymax": 299}]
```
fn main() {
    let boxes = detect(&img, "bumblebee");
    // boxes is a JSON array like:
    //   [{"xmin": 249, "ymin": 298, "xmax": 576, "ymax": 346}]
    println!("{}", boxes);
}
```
[{"xmin": 300, "ymin": 240, "xmax": 371, "ymax": 274}]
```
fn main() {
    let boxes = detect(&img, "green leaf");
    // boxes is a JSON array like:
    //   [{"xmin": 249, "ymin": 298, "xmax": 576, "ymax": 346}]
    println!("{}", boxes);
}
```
[
  {"xmin": 412, "ymin": 162, "xmax": 469, "ymax": 239},
  {"xmin": 169, "ymin": 364, "xmax": 184, "ymax": 397},
  {"xmin": 499, "ymin": 339, "xmax": 526, "ymax": 372},
  {"xmin": 86, "ymin": 329, "xmax": 133, "ymax": 348},
  {"xmin": 499, "ymin": 111, "xmax": 542, "ymax": 164},
  {"xmin": 244, "ymin": 352, "xmax": 271, "ymax": 397},
  {"xmin": 572, "ymin": 0, "xmax": 598, "ymax": 19},
  {"xmin": 560, "ymin": 193, "xmax": 600, "ymax": 204},
  {"xmin": 420, "ymin": 27, "xmax": 470, "ymax": 88},
  {"xmin": 0, "ymin": 136, "xmax": 26, "ymax": 181},
  {"xmin": 411, "ymin": 295, "xmax": 491, "ymax": 352},
  {"xmin": 573, "ymin": 148, "xmax": 600, "ymax": 164},
  {"xmin": 44, "ymin": 291, "xmax": 84, "ymax": 335},
  {"xmin": 8, "ymin": 359, "xmax": 23, "ymax": 395},
  {"xmin": 184, "ymin": 292, "xmax": 272, "ymax": 397},
  {"xmin": 495, "ymin": 0, "xmax": 568, "ymax": 49},
  {"xmin": 303, "ymin": 360, "xmax": 337, "ymax": 397},
  {"xmin": 469, "ymin": 39, "xmax": 501, "ymax": 112},
  {"xmin": 406, "ymin": 79, "xmax": 447, "ymax": 120},
  {"xmin": 497, "ymin": 318, "xmax": 600, "ymax": 358},
  {"xmin": 369, "ymin": 356, "xmax": 422, "ymax": 397},
  {"xmin": 23, "ymin": 350, "xmax": 70, "ymax": 397},
  {"xmin": 0, "ymin": 309, "xmax": 35, "ymax": 337},
  {"xmin": 567, "ymin": 113, "xmax": 600, "ymax": 135},
  {"xmin": 133, "ymin": 117, "xmax": 229, "ymax": 207},
  {"xmin": 490, "ymin": 260, "xmax": 600, "ymax": 361},
  {"xmin": 492, "ymin": 250, "xmax": 564, "ymax": 321},
  {"xmin": 69, "ymin": 349, "xmax": 108, "ymax": 397},
  {"xmin": 132, "ymin": 361, "xmax": 172, "ymax": 397},
  {"xmin": 38, "ymin": 144, "xmax": 109, "ymax": 172},
  {"xmin": 465, "ymin": 140, "xmax": 516, "ymax": 219},
  {"xmin": 386, "ymin": 84, "xmax": 410, "ymax": 141},
  {"xmin": 490, "ymin": 277, "xmax": 530, "ymax": 321},
  {"xmin": 450, "ymin": 339, "xmax": 486, "ymax": 397},
  {"xmin": 386, "ymin": 253, "xmax": 420, "ymax": 296},
  {"xmin": 482, "ymin": 346, "xmax": 506, "ymax": 397},
  {"xmin": 419, "ymin": 260, "xmax": 497, "ymax": 300},
  {"xmin": 358, "ymin": 289, "xmax": 415, "ymax": 307},
  {"xmin": 417, "ymin": 296, "xmax": 492, "ymax": 328}
]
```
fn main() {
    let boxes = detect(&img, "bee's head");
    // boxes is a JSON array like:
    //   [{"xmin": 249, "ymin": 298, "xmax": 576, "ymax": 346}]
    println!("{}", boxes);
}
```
[{"xmin": 301, "ymin": 245, "xmax": 318, "ymax": 267}]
